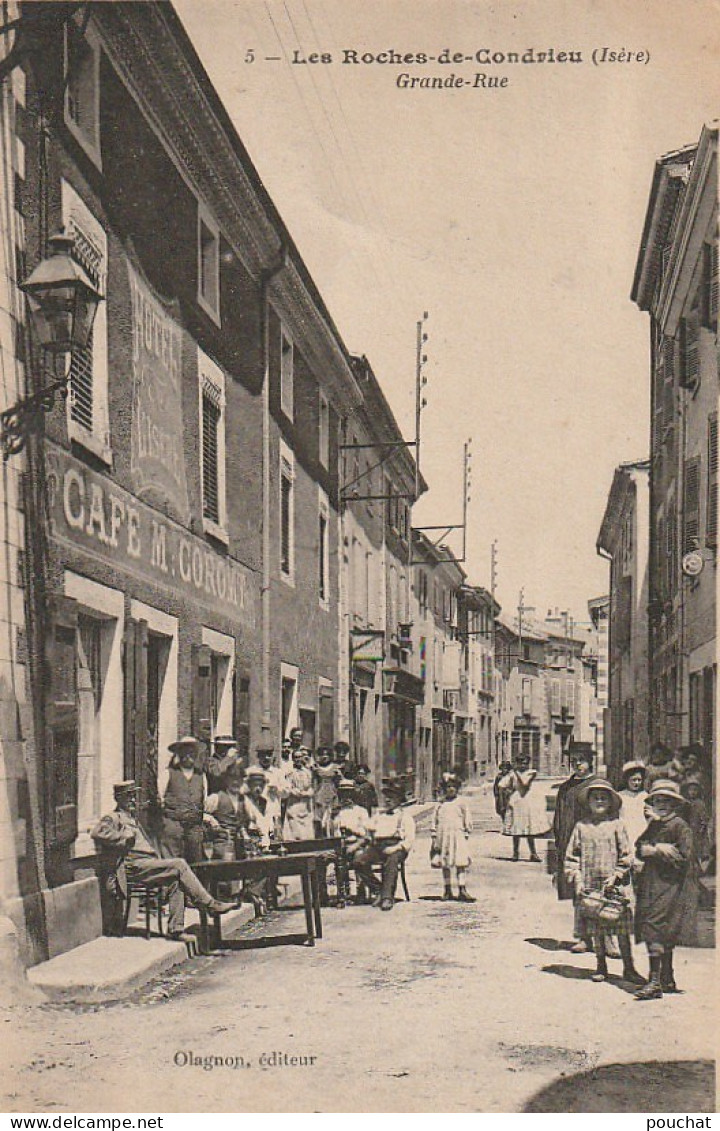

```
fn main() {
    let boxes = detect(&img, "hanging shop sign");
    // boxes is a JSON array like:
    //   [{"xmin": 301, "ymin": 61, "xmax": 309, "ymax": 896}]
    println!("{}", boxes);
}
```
[
  {"xmin": 46, "ymin": 445, "xmax": 256, "ymax": 628},
  {"xmin": 128, "ymin": 261, "xmax": 190, "ymax": 525}
]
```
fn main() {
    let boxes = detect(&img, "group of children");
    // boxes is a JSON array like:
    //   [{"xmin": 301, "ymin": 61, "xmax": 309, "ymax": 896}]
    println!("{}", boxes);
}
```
[{"xmin": 562, "ymin": 762, "xmax": 705, "ymax": 1000}]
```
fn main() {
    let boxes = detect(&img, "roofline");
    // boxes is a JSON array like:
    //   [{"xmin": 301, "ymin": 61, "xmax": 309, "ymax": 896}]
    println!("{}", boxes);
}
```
[
  {"xmin": 163, "ymin": 2, "xmax": 359, "ymax": 387},
  {"xmin": 597, "ymin": 461, "xmax": 649, "ymax": 555}
]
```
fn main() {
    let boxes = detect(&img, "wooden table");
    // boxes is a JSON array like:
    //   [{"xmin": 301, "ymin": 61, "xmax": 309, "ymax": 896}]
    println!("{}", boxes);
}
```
[{"xmin": 193, "ymin": 851, "xmax": 332, "ymax": 949}]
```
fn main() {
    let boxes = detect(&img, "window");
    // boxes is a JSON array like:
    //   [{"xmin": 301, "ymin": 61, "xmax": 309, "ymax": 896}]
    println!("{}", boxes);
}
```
[
  {"xmin": 64, "ymin": 16, "xmax": 101, "ymax": 167},
  {"xmin": 319, "ymin": 391, "xmax": 329, "ymax": 468},
  {"xmin": 707, "ymin": 413, "xmax": 718, "ymax": 548},
  {"xmin": 280, "ymin": 326, "xmax": 294, "ymax": 419},
  {"xmin": 318, "ymin": 488, "xmax": 330, "ymax": 606},
  {"xmin": 62, "ymin": 181, "xmax": 109, "ymax": 462},
  {"xmin": 197, "ymin": 206, "xmax": 220, "ymax": 322},
  {"xmin": 198, "ymin": 349, "xmax": 227, "ymax": 539},
  {"xmin": 280, "ymin": 442, "xmax": 295, "ymax": 581}
]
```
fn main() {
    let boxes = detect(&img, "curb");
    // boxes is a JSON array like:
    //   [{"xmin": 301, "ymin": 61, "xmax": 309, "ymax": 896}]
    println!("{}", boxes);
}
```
[{"xmin": 27, "ymin": 877, "xmax": 302, "ymax": 1005}]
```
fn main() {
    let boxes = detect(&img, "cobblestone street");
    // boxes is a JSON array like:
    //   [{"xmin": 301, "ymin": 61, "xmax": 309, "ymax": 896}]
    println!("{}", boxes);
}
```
[{"xmin": 2, "ymin": 788, "xmax": 714, "ymax": 1113}]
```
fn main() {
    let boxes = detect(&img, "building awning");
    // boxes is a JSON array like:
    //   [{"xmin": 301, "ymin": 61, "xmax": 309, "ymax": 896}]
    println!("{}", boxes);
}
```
[{"xmin": 383, "ymin": 667, "xmax": 424, "ymax": 705}]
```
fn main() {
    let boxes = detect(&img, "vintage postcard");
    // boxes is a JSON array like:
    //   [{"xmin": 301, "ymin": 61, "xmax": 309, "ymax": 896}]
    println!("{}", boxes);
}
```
[{"xmin": 0, "ymin": 0, "xmax": 716, "ymax": 1117}]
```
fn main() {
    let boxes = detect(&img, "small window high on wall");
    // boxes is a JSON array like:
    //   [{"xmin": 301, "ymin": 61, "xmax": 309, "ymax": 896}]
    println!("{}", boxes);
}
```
[{"xmin": 197, "ymin": 206, "xmax": 220, "ymax": 323}]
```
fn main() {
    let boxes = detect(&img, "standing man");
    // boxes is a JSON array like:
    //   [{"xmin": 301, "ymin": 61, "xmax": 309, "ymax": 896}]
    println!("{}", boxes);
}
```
[
  {"xmin": 161, "ymin": 736, "xmax": 214, "ymax": 863},
  {"xmin": 553, "ymin": 743, "xmax": 596, "ymax": 952},
  {"xmin": 354, "ymin": 779, "xmax": 415, "ymax": 911}
]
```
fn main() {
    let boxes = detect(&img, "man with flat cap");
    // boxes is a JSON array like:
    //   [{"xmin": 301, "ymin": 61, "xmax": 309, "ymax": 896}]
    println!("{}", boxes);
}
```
[{"xmin": 92, "ymin": 781, "xmax": 235, "ymax": 940}]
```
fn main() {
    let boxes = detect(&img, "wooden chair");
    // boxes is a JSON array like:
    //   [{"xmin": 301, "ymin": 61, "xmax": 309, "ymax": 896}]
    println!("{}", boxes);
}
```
[{"xmin": 123, "ymin": 878, "xmax": 172, "ymax": 938}]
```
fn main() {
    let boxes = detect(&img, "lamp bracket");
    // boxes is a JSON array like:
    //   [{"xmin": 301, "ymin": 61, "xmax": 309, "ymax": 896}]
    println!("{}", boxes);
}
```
[{"xmin": 1, "ymin": 372, "xmax": 69, "ymax": 460}]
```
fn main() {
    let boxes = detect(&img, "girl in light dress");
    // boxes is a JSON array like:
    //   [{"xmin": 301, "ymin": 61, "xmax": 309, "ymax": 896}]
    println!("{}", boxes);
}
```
[
  {"xmin": 618, "ymin": 760, "xmax": 649, "ymax": 849},
  {"xmin": 498, "ymin": 753, "xmax": 550, "ymax": 861},
  {"xmin": 430, "ymin": 772, "xmax": 475, "ymax": 902},
  {"xmin": 564, "ymin": 779, "xmax": 643, "ymax": 985}
]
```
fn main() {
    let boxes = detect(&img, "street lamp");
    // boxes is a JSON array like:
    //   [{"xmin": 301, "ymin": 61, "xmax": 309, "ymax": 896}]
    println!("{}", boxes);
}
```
[{"xmin": 0, "ymin": 230, "xmax": 103, "ymax": 459}]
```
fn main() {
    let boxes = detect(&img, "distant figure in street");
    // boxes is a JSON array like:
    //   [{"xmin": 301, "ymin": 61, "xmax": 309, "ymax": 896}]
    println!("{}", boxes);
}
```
[
  {"xmin": 283, "ymin": 748, "xmax": 315, "ymax": 840},
  {"xmin": 643, "ymin": 742, "xmax": 679, "ymax": 791},
  {"xmin": 206, "ymin": 735, "xmax": 239, "ymax": 794},
  {"xmin": 680, "ymin": 776, "xmax": 711, "ymax": 867},
  {"xmin": 430, "ymin": 772, "xmax": 475, "ymax": 902},
  {"xmin": 354, "ymin": 779, "xmax": 415, "ymax": 910},
  {"xmin": 493, "ymin": 761, "xmax": 513, "ymax": 821},
  {"xmin": 552, "ymin": 744, "xmax": 595, "ymax": 951},
  {"xmin": 353, "ymin": 764, "xmax": 379, "ymax": 816},
  {"xmin": 92, "ymin": 781, "xmax": 234, "ymax": 940},
  {"xmin": 618, "ymin": 760, "xmax": 649, "ymax": 850},
  {"xmin": 161, "ymin": 736, "xmax": 215, "ymax": 863},
  {"xmin": 564, "ymin": 779, "xmax": 643, "ymax": 986},
  {"xmin": 634, "ymin": 779, "xmax": 699, "ymax": 1000},
  {"xmin": 498, "ymin": 754, "xmax": 549, "ymax": 861}
]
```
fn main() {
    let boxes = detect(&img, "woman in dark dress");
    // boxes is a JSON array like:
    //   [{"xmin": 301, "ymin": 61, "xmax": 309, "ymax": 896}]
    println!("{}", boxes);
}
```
[{"xmin": 634, "ymin": 779, "xmax": 699, "ymax": 1000}]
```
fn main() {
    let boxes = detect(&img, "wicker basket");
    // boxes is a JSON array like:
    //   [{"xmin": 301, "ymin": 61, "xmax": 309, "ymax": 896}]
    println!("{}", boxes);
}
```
[{"xmin": 579, "ymin": 889, "xmax": 629, "ymax": 926}]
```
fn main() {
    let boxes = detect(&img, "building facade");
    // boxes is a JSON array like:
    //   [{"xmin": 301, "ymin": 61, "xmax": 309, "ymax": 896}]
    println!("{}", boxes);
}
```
[
  {"xmin": 597, "ymin": 462, "xmax": 651, "ymax": 779},
  {"xmin": 631, "ymin": 123, "xmax": 718, "ymax": 764},
  {"xmin": 0, "ymin": 1, "xmax": 366, "ymax": 968},
  {"xmin": 494, "ymin": 613, "xmax": 598, "ymax": 776},
  {"xmin": 339, "ymin": 354, "xmax": 424, "ymax": 786}
]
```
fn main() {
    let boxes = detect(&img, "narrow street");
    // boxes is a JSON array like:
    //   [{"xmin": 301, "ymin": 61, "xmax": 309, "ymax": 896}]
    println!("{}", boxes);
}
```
[{"xmin": 2, "ymin": 788, "xmax": 715, "ymax": 1114}]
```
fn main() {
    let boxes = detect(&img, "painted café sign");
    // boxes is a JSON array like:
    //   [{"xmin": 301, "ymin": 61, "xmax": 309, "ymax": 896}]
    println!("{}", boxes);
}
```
[{"xmin": 46, "ymin": 445, "xmax": 256, "ymax": 629}]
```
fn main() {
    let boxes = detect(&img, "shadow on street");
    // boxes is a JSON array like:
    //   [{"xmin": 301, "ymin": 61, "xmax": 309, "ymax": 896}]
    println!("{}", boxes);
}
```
[{"xmin": 523, "ymin": 1059, "xmax": 715, "ymax": 1113}]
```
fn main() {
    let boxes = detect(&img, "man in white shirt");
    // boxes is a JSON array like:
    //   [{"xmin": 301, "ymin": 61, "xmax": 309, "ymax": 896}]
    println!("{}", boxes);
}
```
[{"xmin": 354, "ymin": 780, "xmax": 415, "ymax": 910}]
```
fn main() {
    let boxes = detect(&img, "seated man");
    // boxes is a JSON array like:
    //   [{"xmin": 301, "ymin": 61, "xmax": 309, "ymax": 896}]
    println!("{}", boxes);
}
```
[
  {"xmin": 327, "ymin": 778, "xmax": 370, "ymax": 904},
  {"xmin": 354, "ymin": 779, "xmax": 415, "ymax": 911},
  {"xmin": 92, "ymin": 781, "xmax": 234, "ymax": 940}
]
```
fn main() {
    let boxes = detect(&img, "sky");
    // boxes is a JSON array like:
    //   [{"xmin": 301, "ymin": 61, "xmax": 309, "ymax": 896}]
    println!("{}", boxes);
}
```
[{"xmin": 174, "ymin": 0, "xmax": 718, "ymax": 626}]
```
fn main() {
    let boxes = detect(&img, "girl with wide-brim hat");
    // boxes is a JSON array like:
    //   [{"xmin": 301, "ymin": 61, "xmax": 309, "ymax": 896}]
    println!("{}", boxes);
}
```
[
  {"xmin": 633, "ymin": 779, "xmax": 698, "ymax": 999},
  {"xmin": 563, "ymin": 778, "xmax": 643, "ymax": 985}
]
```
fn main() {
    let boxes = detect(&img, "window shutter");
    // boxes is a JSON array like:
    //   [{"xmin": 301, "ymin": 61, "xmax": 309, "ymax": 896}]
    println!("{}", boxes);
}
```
[
  {"xmin": 319, "ymin": 686, "xmax": 334, "ymax": 747},
  {"xmin": 656, "ymin": 515, "xmax": 666, "ymax": 601},
  {"xmin": 707, "ymin": 414, "xmax": 718, "ymax": 548},
  {"xmin": 683, "ymin": 457, "xmax": 701, "ymax": 551},
  {"xmin": 123, "ymin": 617, "xmax": 149, "ymax": 801},
  {"xmin": 192, "ymin": 643, "xmax": 212, "ymax": 748},
  {"xmin": 233, "ymin": 668, "xmax": 251, "ymax": 761},
  {"xmin": 662, "ymin": 337, "xmax": 675, "ymax": 429},
  {"xmin": 280, "ymin": 472, "xmax": 292, "ymax": 574},
  {"xmin": 45, "ymin": 597, "xmax": 79, "ymax": 847},
  {"xmin": 666, "ymin": 502, "xmax": 677, "ymax": 596},
  {"xmin": 702, "ymin": 241, "xmax": 719, "ymax": 331},
  {"xmin": 679, "ymin": 317, "xmax": 700, "ymax": 389},
  {"xmin": 202, "ymin": 385, "xmax": 221, "ymax": 523},
  {"xmin": 69, "ymin": 333, "xmax": 94, "ymax": 432}
]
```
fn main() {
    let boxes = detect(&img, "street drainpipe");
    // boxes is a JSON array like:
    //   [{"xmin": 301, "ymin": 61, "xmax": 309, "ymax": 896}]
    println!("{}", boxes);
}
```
[{"xmin": 260, "ymin": 246, "xmax": 289, "ymax": 743}]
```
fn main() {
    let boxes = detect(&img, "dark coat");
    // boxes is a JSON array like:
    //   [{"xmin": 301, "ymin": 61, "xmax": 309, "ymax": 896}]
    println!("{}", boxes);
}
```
[
  {"xmin": 635, "ymin": 813, "xmax": 699, "ymax": 947},
  {"xmin": 552, "ymin": 772, "xmax": 591, "ymax": 900}
]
